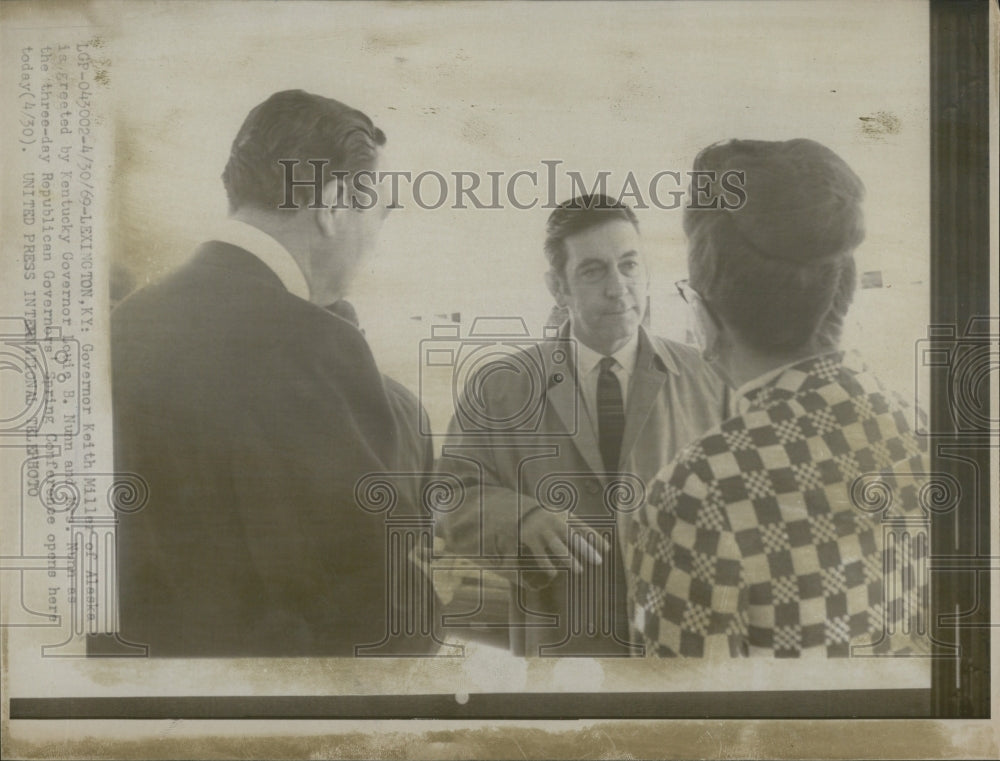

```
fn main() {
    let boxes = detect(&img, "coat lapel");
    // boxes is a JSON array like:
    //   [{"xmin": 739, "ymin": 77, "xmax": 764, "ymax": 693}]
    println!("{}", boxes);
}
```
[
  {"xmin": 543, "ymin": 325, "xmax": 606, "ymax": 477},
  {"xmin": 619, "ymin": 329, "xmax": 675, "ymax": 465}
]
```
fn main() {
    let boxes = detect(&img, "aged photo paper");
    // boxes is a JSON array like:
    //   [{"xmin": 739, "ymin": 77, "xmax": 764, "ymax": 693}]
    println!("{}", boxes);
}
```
[{"xmin": 1, "ymin": 0, "xmax": 996, "ymax": 758}]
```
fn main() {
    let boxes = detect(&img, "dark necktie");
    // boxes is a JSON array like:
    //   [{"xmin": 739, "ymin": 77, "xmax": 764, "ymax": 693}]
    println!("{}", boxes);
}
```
[{"xmin": 597, "ymin": 356, "xmax": 625, "ymax": 472}]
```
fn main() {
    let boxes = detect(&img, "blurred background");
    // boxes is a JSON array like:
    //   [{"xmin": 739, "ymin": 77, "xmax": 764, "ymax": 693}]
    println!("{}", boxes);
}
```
[{"xmin": 105, "ymin": 0, "xmax": 931, "ymax": 437}]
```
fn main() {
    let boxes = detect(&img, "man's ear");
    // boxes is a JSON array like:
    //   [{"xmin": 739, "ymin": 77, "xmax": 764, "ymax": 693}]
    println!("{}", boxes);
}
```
[
  {"xmin": 316, "ymin": 177, "xmax": 346, "ymax": 238},
  {"xmin": 544, "ymin": 270, "xmax": 568, "ymax": 307}
]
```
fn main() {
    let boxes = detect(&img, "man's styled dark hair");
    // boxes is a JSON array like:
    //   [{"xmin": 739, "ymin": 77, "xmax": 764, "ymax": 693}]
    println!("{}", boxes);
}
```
[
  {"xmin": 221, "ymin": 89, "xmax": 386, "ymax": 212},
  {"xmin": 544, "ymin": 194, "xmax": 639, "ymax": 275}
]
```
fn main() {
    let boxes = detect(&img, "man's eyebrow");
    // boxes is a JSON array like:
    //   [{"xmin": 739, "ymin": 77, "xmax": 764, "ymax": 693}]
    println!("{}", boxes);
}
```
[
  {"xmin": 574, "ymin": 257, "xmax": 608, "ymax": 271},
  {"xmin": 618, "ymin": 249, "xmax": 639, "ymax": 259}
]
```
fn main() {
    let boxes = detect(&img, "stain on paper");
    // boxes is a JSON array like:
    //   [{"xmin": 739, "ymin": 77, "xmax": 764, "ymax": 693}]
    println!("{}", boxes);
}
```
[{"xmin": 859, "ymin": 111, "xmax": 901, "ymax": 140}]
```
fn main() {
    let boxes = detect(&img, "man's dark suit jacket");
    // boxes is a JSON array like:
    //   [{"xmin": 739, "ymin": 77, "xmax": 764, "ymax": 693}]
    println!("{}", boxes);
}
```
[{"xmin": 112, "ymin": 240, "xmax": 424, "ymax": 656}]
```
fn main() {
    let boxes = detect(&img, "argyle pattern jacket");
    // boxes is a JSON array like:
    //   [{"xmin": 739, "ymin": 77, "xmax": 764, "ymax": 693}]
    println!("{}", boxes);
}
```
[{"xmin": 624, "ymin": 352, "xmax": 930, "ymax": 657}]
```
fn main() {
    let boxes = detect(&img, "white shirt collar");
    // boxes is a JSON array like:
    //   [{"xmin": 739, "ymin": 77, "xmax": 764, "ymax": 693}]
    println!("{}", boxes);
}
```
[
  {"xmin": 206, "ymin": 218, "xmax": 310, "ymax": 301},
  {"xmin": 572, "ymin": 323, "xmax": 640, "ymax": 377}
]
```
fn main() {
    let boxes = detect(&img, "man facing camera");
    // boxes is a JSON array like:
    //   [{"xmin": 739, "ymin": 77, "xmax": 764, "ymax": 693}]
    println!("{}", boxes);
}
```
[
  {"xmin": 436, "ymin": 195, "xmax": 727, "ymax": 656},
  {"xmin": 111, "ymin": 90, "xmax": 429, "ymax": 656}
]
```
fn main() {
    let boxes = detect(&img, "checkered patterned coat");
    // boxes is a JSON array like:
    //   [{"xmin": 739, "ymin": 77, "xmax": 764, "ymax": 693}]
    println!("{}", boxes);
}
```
[{"xmin": 625, "ymin": 353, "xmax": 929, "ymax": 657}]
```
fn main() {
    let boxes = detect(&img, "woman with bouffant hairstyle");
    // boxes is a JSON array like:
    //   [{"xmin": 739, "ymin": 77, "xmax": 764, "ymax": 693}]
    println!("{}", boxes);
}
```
[{"xmin": 625, "ymin": 139, "xmax": 929, "ymax": 658}]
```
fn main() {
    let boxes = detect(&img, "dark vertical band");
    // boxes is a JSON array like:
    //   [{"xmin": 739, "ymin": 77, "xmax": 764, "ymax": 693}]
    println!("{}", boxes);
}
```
[{"xmin": 929, "ymin": 0, "xmax": 991, "ymax": 719}]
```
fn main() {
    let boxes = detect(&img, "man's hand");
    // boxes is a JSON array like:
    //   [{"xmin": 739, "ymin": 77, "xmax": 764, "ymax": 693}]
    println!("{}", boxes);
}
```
[{"xmin": 518, "ymin": 506, "xmax": 611, "ymax": 579}]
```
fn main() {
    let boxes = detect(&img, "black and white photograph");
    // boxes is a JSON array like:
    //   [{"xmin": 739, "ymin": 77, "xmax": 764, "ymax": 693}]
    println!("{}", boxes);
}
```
[{"xmin": 0, "ymin": 1, "xmax": 994, "ymax": 758}]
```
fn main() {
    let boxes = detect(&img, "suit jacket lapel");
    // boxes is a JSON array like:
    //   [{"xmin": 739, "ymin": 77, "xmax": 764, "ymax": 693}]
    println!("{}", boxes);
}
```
[
  {"xmin": 543, "ymin": 326, "xmax": 606, "ymax": 477},
  {"xmin": 619, "ymin": 329, "xmax": 671, "ymax": 465}
]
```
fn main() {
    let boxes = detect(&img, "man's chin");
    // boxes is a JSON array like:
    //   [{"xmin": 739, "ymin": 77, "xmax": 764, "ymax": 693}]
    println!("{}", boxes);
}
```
[
  {"xmin": 605, "ymin": 314, "xmax": 639, "ymax": 334},
  {"xmin": 597, "ymin": 321, "xmax": 639, "ymax": 350},
  {"xmin": 572, "ymin": 317, "xmax": 639, "ymax": 353}
]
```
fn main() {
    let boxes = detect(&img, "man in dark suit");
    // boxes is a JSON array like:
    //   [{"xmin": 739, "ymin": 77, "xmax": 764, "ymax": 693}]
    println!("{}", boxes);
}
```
[
  {"xmin": 111, "ymin": 90, "xmax": 429, "ymax": 656},
  {"xmin": 326, "ymin": 298, "xmax": 436, "ymax": 509}
]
